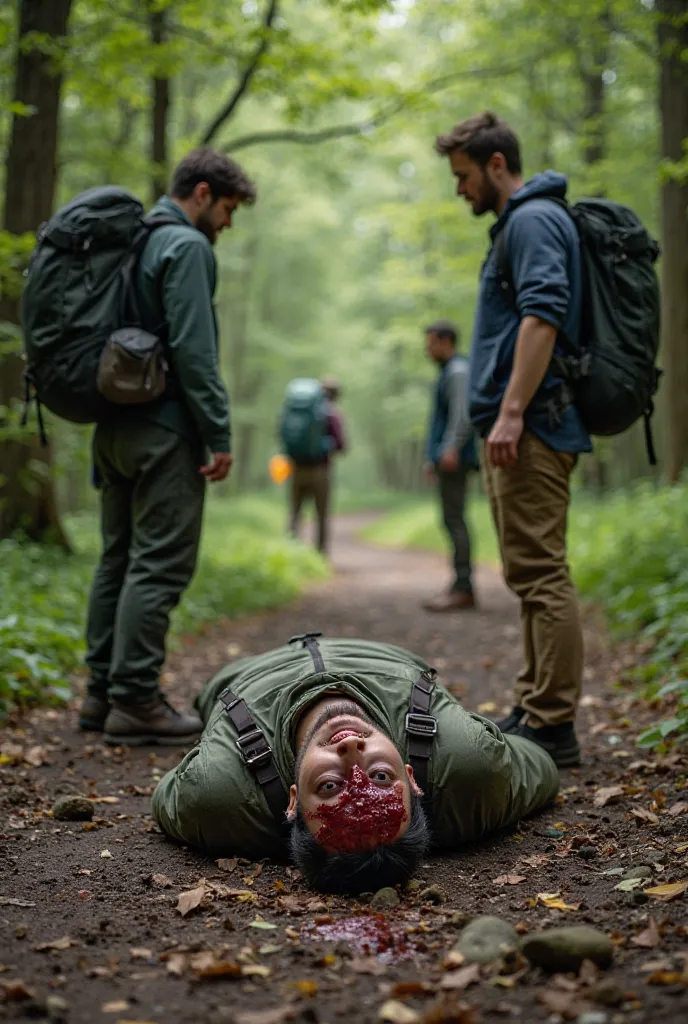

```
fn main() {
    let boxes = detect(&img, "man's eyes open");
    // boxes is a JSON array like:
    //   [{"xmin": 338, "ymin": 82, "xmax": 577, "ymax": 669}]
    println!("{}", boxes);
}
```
[
  {"xmin": 317, "ymin": 779, "xmax": 344, "ymax": 794},
  {"xmin": 369, "ymin": 768, "xmax": 394, "ymax": 785}
]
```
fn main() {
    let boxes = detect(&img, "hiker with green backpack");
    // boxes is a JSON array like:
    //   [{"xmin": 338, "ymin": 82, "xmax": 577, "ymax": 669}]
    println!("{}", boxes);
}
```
[
  {"xmin": 21, "ymin": 148, "xmax": 256, "ymax": 743},
  {"xmin": 279, "ymin": 375, "xmax": 346, "ymax": 554},
  {"xmin": 435, "ymin": 111, "xmax": 660, "ymax": 768}
]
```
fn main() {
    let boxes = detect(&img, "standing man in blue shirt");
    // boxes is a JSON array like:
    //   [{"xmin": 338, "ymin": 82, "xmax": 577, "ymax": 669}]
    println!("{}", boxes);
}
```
[
  {"xmin": 422, "ymin": 320, "xmax": 479, "ymax": 612},
  {"xmin": 434, "ymin": 111, "xmax": 592, "ymax": 767}
]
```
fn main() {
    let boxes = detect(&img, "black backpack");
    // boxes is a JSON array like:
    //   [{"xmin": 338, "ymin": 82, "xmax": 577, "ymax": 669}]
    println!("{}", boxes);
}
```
[
  {"xmin": 21, "ymin": 186, "xmax": 178, "ymax": 438},
  {"xmin": 495, "ymin": 197, "xmax": 661, "ymax": 463}
]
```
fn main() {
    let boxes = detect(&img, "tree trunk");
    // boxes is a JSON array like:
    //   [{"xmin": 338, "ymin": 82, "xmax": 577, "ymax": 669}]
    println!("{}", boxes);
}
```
[
  {"xmin": 0, "ymin": 0, "xmax": 73, "ymax": 546},
  {"xmin": 658, "ymin": 0, "xmax": 688, "ymax": 481},
  {"xmin": 150, "ymin": 4, "xmax": 170, "ymax": 204}
]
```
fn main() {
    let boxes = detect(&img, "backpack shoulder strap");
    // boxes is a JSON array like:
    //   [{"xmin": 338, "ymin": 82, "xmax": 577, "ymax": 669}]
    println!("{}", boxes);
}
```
[
  {"xmin": 218, "ymin": 689, "xmax": 290, "ymax": 833},
  {"xmin": 405, "ymin": 668, "xmax": 438, "ymax": 816}
]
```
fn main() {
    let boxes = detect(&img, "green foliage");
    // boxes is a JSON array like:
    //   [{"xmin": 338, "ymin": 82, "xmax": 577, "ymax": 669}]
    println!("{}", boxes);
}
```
[{"xmin": 0, "ymin": 495, "xmax": 326, "ymax": 718}]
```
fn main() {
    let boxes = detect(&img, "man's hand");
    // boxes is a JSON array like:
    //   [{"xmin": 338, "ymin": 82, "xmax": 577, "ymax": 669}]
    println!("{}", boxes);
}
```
[
  {"xmin": 422, "ymin": 461, "xmax": 436, "ymax": 483},
  {"xmin": 438, "ymin": 449, "xmax": 460, "ymax": 473},
  {"xmin": 201, "ymin": 452, "xmax": 233, "ymax": 482},
  {"xmin": 487, "ymin": 408, "xmax": 524, "ymax": 467}
]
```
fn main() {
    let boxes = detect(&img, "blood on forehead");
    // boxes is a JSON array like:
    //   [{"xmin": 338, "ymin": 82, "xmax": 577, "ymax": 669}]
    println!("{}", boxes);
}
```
[{"xmin": 308, "ymin": 764, "xmax": 407, "ymax": 852}]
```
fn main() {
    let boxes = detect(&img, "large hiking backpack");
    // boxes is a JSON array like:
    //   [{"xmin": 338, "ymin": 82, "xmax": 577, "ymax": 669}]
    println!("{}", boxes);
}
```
[
  {"xmin": 495, "ymin": 197, "xmax": 661, "ymax": 461},
  {"xmin": 21, "ymin": 186, "xmax": 178, "ymax": 431},
  {"xmin": 279, "ymin": 378, "xmax": 331, "ymax": 462}
]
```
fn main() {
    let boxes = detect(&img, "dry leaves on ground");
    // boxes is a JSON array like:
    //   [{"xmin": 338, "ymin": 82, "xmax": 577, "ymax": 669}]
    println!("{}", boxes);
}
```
[
  {"xmin": 631, "ymin": 919, "xmax": 662, "ymax": 948},
  {"xmin": 33, "ymin": 936, "xmax": 75, "ymax": 952},
  {"xmin": 593, "ymin": 785, "xmax": 624, "ymax": 808},
  {"xmin": 440, "ymin": 964, "xmax": 481, "ymax": 991},
  {"xmin": 493, "ymin": 874, "xmax": 526, "ymax": 885},
  {"xmin": 643, "ymin": 880, "xmax": 688, "ymax": 901},
  {"xmin": 176, "ymin": 881, "xmax": 206, "ymax": 917}
]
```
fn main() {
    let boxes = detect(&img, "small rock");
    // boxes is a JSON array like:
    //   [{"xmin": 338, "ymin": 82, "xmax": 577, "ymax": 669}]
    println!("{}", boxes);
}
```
[
  {"xmin": 45, "ymin": 995, "xmax": 69, "ymax": 1022},
  {"xmin": 222, "ymin": 916, "xmax": 235, "ymax": 931},
  {"xmin": 545, "ymin": 827, "xmax": 565, "ymax": 838},
  {"xmin": 622, "ymin": 865, "xmax": 653, "ymax": 881},
  {"xmin": 419, "ymin": 885, "xmax": 445, "ymax": 905},
  {"xmin": 15, "ymin": 923, "xmax": 27, "ymax": 939},
  {"xmin": 577, "ymin": 846, "xmax": 598, "ymax": 860},
  {"xmin": 448, "ymin": 911, "xmax": 472, "ymax": 928},
  {"xmin": 405, "ymin": 879, "xmax": 422, "ymax": 892},
  {"xmin": 521, "ymin": 926, "xmax": 614, "ymax": 972},
  {"xmin": 630, "ymin": 890, "xmax": 650, "ymax": 906},
  {"xmin": 592, "ymin": 979, "xmax": 624, "ymax": 1007},
  {"xmin": 52, "ymin": 795, "xmax": 94, "ymax": 822},
  {"xmin": 371, "ymin": 887, "xmax": 400, "ymax": 909},
  {"xmin": 646, "ymin": 849, "xmax": 668, "ymax": 865},
  {"xmin": 357, "ymin": 892, "xmax": 373, "ymax": 905},
  {"xmin": 453, "ymin": 915, "xmax": 519, "ymax": 964},
  {"xmin": 576, "ymin": 1014, "xmax": 608, "ymax": 1024}
]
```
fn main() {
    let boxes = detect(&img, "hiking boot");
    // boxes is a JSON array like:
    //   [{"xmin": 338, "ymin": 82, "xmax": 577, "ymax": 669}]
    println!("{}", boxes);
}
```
[
  {"xmin": 104, "ymin": 695, "xmax": 203, "ymax": 747},
  {"xmin": 494, "ymin": 705, "xmax": 525, "ymax": 735},
  {"xmin": 422, "ymin": 591, "xmax": 476, "ymax": 612},
  {"xmin": 79, "ymin": 694, "xmax": 110, "ymax": 732},
  {"xmin": 516, "ymin": 722, "xmax": 581, "ymax": 768}
]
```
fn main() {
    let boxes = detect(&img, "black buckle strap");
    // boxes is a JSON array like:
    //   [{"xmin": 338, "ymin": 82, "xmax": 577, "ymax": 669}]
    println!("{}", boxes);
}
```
[
  {"xmin": 289, "ymin": 631, "xmax": 325, "ymax": 673},
  {"xmin": 406, "ymin": 669, "xmax": 437, "ymax": 815},
  {"xmin": 219, "ymin": 689, "xmax": 288, "ymax": 830}
]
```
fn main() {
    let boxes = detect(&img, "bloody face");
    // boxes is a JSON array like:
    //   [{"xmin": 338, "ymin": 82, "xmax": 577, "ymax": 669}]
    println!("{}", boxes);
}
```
[{"xmin": 308, "ymin": 764, "xmax": 407, "ymax": 852}]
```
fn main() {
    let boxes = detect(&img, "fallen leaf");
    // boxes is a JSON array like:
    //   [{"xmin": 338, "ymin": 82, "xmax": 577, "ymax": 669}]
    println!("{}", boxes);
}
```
[
  {"xmin": 150, "ymin": 873, "xmax": 173, "ymax": 888},
  {"xmin": 0, "ymin": 897, "xmax": 36, "ymax": 907},
  {"xmin": 129, "ymin": 948, "xmax": 153, "ymax": 960},
  {"xmin": 536, "ymin": 988, "xmax": 592, "ymax": 1017},
  {"xmin": 234, "ymin": 1009, "xmax": 296, "ymax": 1024},
  {"xmin": 536, "ymin": 892, "xmax": 581, "ymax": 912},
  {"xmin": 292, "ymin": 980, "xmax": 318, "ymax": 996},
  {"xmin": 277, "ymin": 895, "xmax": 305, "ymax": 915},
  {"xmin": 195, "ymin": 961, "xmax": 243, "ymax": 980},
  {"xmin": 165, "ymin": 953, "xmax": 186, "ymax": 977},
  {"xmin": 23, "ymin": 746, "xmax": 47, "ymax": 767},
  {"xmin": 416, "ymin": 1000, "xmax": 478, "ymax": 1024},
  {"xmin": 378, "ymin": 999, "xmax": 420, "ymax": 1024},
  {"xmin": 593, "ymin": 785, "xmax": 624, "ymax": 808},
  {"xmin": 443, "ymin": 951, "xmax": 466, "ymax": 970},
  {"xmin": 33, "ymin": 936, "xmax": 75, "ymax": 952},
  {"xmin": 675, "ymin": 843, "xmax": 688, "ymax": 854},
  {"xmin": 477, "ymin": 700, "xmax": 497, "ymax": 712},
  {"xmin": 645, "ymin": 970, "xmax": 685, "ymax": 985},
  {"xmin": 390, "ymin": 982, "xmax": 434, "ymax": 997},
  {"xmin": 631, "ymin": 919, "xmax": 662, "ymax": 948},
  {"xmin": 100, "ymin": 849, "xmax": 113, "ymax": 859},
  {"xmin": 521, "ymin": 854, "xmax": 550, "ymax": 869},
  {"xmin": 631, "ymin": 807, "xmax": 660, "ymax": 825},
  {"xmin": 441, "ymin": 963, "xmax": 481, "ymax": 991},
  {"xmin": 351, "ymin": 956, "xmax": 387, "ymax": 975},
  {"xmin": 0, "ymin": 978, "xmax": 36, "ymax": 1001},
  {"xmin": 493, "ymin": 875, "xmax": 526, "ymax": 885},
  {"xmin": 216, "ymin": 857, "xmax": 238, "ymax": 873},
  {"xmin": 176, "ymin": 882, "xmax": 206, "ymax": 917},
  {"xmin": 90, "ymin": 796, "xmax": 120, "ymax": 804},
  {"xmin": 102, "ymin": 1001, "xmax": 129, "ymax": 1013},
  {"xmin": 242, "ymin": 965, "xmax": 272, "ymax": 979},
  {"xmin": 249, "ymin": 918, "xmax": 277, "ymax": 930},
  {"xmin": 614, "ymin": 879, "xmax": 644, "ymax": 892},
  {"xmin": 643, "ymin": 880, "xmax": 688, "ymax": 901},
  {"xmin": 667, "ymin": 801, "xmax": 688, "ymax": 817}
]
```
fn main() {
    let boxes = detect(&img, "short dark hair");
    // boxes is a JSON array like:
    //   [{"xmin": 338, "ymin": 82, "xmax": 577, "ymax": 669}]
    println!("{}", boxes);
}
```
[
  {"xmin": 289, "ymin": 793, "xmax": 431, "ymax": 894},
  {"xmin": 425, "ymin": 319, "xmax": 458, "ymax": 345},
  {"xmin": 435, "ymin": 111, "xmax": 522, "ymax": 175},
  {"xmin": 170, "ymin": 147, "xmax": 257, "ymax": 204}
]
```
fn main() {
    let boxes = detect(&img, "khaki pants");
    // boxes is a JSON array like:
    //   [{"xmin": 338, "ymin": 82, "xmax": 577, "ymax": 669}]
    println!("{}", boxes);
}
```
[
  {"xmin": 290, "ymin": 463, "xmax": 330, "ymax": 553},
  {"xmin": 483, "ymin": 431, "xmax": 583, "ymax": 727}
]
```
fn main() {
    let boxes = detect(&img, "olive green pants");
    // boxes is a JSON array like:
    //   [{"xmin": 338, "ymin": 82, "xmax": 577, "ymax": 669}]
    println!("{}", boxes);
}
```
[
  {"xmin": 85, "ymin": 420, "xmax": 206, "ymax": 704},
  {"xmin": 289, "ymin": 463, "xmax": 330, "ymax": 553},
  {"xmin": 483, "ymin": 431, "xmax": 583, "ymax": 727}
]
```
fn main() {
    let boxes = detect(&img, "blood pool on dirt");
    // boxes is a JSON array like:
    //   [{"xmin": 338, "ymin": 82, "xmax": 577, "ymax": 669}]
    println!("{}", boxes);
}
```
[
  {"xmin": 308, "ymin": 764, "xmax": 407, "ymax": 852},
  {"xmin": 303, "ymin": 913, "xmax": 423, "ymax": 962}
]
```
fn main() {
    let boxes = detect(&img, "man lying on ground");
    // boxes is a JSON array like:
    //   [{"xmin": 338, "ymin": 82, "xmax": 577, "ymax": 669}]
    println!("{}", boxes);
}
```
[{"xmin": 152, "ymin": 635, "xmax": 559, "ymax": 893}]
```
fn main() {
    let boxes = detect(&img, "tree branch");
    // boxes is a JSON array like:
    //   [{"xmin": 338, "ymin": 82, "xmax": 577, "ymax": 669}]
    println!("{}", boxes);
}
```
[
  {"xmin": 222, "ymin": 50, "xmax": 562, "ymax": 153},
  {"xmin": 201, "ymin": 0, "xmax": 279, "ymax": 146}
]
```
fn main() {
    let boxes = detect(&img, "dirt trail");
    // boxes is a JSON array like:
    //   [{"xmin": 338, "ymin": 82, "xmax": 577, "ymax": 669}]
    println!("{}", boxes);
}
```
[{"xmin": 1, "ymin": 516, "xmax": 687, "ymax": 1024}]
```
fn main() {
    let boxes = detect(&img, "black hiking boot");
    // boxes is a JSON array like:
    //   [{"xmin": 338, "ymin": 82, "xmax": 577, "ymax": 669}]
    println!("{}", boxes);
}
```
[
  {"xmin": 104, "ymin": 695, "xmax": 203, "ymax": 747},
  {"xmin": 494, "ymin": 706, "xmax": 525, "ymax": 734},
  {"xmin": 79, "ymin": 694, "xmax": 110, "ymax": 732},
  {"xmin": 516, "ymin": 722, "xmax": 581, "ymax": 768}
]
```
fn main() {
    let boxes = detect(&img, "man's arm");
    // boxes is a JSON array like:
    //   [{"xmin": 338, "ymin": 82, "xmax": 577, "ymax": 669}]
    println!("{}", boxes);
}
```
[
  {"xmin": 439, "ymin": 362, "xmax": 472, "ymax": 471},
  {"xmin": 487, "ymin": 205, "xmax": 571, "ymax": 468},
  {"xmin": 162, "ymin": 233, "xmax": 231, "ymax": 459},
  {"xmin": 328, "ymin": 409, "xmax": 346, "ymax": 454}
]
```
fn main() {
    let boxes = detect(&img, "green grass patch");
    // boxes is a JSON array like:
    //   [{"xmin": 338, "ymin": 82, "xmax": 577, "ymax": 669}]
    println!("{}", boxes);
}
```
[{"xmin": 0, "ymin": 494, "xmax": 326, "ymax": 717}]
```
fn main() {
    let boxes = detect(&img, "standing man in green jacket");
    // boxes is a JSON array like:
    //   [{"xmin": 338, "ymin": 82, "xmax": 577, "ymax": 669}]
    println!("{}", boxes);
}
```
[
  {"xmin": 80, "ymin": 148, "xmax": 256, "ymax": 745},
  {"xmin": 152, "ymin": 635, "xmax": 559, "ymax": 893}
]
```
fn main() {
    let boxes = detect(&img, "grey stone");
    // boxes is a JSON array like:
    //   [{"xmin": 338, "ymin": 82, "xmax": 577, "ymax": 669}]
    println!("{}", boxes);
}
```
[
  {"xmin": 629, "ymin": 890, "xmax": 650, "ymax": 906},
  {"xmin": 521, "ymin": 926, "xmax": 614, "ymax": 972},
  {"xmin": 45, "ymin": 995, "xmax": 69, "ymax": 1022},
  {"xmin": 370, "ymin": 886, "xmax": 400, "ymax": 909},
  {"xmin": 622, "ymin": 865, "xmax": 653, "ymax": 881},
  {"xmin": 592, "ymin": 979, "xmax": 624, "ymax": 1007},
  {"xmin": 448, "ymin": 911, "xmax": 472, "ymax": 928},
  {"xmin": 419, "ymin": 885, "xmax": 445, "ymax": 904},
  {"xmin": 405, "ymin": 879, "xmax": 423, "ymax": 892},
  {"xmin": 646, "ymin": 849, "xmax": 669, "ymax": 865},
  {"xmin": 576, "ymin": 1014, "xmax": 608, "ymax": 1024},
  {"xmin": 453, "ymin": 915, "xmax": 519, "ymax": 964},
  {"xmin": 577, "ymin": 845, "xmax": 599, "ymax": 860},
  {"xmin": 52, "ymin": 795, "xmax": 94, "ymax": 822}
]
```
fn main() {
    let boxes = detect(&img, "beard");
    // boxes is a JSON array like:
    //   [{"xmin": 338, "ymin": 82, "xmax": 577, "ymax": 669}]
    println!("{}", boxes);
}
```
[
  {"xmin": 196, "ymin": 210, "xmax": 217, "ymax": 245},
  {"xmin": 471, "ymin": 171, "xmax": 500, "ymax": 216},
  {"xmin": 294, "ymin": 700, "xmax": 375, "ymax": 781}
]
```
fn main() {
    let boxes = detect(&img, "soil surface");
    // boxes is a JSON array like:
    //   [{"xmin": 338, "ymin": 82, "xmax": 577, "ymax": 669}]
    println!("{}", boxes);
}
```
[{"xmin": 1, "ymin": 515, "xmax": 687, "ymax": 1024}]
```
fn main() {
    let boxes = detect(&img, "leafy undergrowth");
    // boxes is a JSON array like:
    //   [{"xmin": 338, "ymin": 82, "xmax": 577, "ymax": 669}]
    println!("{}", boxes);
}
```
[
  {"xmin": 0, "ymin": 495, "xmax": 326, "ymax": 717},
  {"xmin": 363, "ymin": 482, "xmax": 688, "ymax": 750}
]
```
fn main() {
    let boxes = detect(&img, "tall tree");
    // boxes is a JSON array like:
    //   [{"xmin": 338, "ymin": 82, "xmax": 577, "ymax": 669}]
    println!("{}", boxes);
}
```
[
  {"xmin": 658, "ymin": 0, "xmax": 688, "ymax": 481},
  {"xmin": 150, "ymin": 1, "xmax": 169, "ymax": 203},
  {"xmin": 0, "ymin": 0, "xmax": 73, "ymax": 544}
]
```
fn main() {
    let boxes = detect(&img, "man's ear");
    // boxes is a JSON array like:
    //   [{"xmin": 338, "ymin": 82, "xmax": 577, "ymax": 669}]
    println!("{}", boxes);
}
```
[
  {"xmin": 405, "ymin": 763, "xmax": 424, "ymax": 796},
  {"xmin": 287, "ymin": 784, "xmax": 298, "ymax": 823},
  {"xmin": 193, "ymin": 180, "xmax": 212, "ymax": 207}
]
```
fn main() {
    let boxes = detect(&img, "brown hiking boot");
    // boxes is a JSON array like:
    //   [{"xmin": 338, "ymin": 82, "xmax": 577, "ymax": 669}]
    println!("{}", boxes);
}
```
[
  {"xmin": 79, "ymin": 694, "xmax": 110, "ymax": 732},
  {"xmin": 422, "ymin": 591, "xmax": 476, "ymax": 612},
  {"xmin": 104, "ymin": 695, "xmax": 203, "ymax": 747}
]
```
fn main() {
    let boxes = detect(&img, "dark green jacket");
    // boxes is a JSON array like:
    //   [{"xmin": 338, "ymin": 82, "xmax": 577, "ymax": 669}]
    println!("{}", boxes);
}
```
[
  {"xmin": 132, "ymin": 196, "xmax": 231, "ymax": 453},
  {"xmin": 152, "ymin": 639, "xmax": 559, "ymax": 858}
]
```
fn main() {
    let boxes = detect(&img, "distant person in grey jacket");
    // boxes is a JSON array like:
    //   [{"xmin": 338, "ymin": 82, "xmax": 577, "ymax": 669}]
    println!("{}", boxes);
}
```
[{"xmin": 422, "ymin": 320, "xmax": 479, "ymax": 612}]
